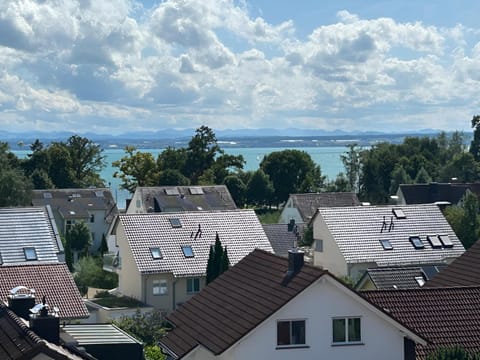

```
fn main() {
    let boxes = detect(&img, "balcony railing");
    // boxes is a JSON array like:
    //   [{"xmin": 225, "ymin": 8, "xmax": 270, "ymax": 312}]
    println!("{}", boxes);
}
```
[{"xmin": 103, "ymin": 252, "xmax": 121, "ymax": 272}]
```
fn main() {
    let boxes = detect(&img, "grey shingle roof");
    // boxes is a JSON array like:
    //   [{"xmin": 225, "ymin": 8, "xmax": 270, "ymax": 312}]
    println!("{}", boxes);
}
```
[
  {"xmin": 290, "ymin": 192, "xmax": 361, "ymax": 222},
  {"xmin": 0, "ymin": 207, "xmax": 61, "ymax": 264},
  {"xmin": 134, "ymin": 186, "xmax": 237, "ymax": 213},
  {"xmin": 316, "ymin": 204, "xmax": 465, "ymax": 267},
  {"xmin": 117, "ymin": 209, "xmax": 273, "ymax": 276},
  {"xmin": 262, "ymin": 224, "xmax": 298, "ymax": 257}
]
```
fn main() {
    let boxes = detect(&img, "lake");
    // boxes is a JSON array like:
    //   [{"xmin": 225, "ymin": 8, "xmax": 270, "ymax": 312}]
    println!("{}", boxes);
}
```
[{"xmin": 14, "ymin": 146, "xmax": 349, "ymax": 209}]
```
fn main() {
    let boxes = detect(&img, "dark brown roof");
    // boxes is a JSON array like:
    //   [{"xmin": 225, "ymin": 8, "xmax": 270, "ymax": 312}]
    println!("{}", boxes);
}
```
[
  {"xmin": 262, "ymin": 224, "xmax": 299, "ymax": 257},
  {"xmin": 363, "ymin": 286, "xmax": 480, "ymax": 359},
  {"xmin": 290, "ymin": 192, "xmax": 361, "ymax": 222},
  {"xmin": 0, "ymin": 263, "xmax": 89, "ymax": 320},
  {"xmin": 398, "ymin": 182, "xmax": 478, "ymax": 205},
  {"xmin": 159, "ymin": 249, "xmax": 328, "ymax": 358},
  {"xmin": 426, "ymin": 239, "xmax": 480, "ymax": 287}
]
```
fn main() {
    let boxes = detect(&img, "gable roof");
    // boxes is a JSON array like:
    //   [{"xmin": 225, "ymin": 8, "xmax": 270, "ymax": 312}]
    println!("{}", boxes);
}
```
[
  {"xmin": 314, "ymin": 204, "xmax": 465, "ymax": 267},
  {"xmin": 355, "ymin": 265, "xmax": 445, "ymax": 290},
  {"xmin": 425, "ymin": 239, "xmax": 480, "ymax": 287},
  {"xmin": 0, "ymin": 304, "xmax": 87, "ymax": 360},
  {"xmin": 363, "ymin": 286, "xmax": 480, "ymax": 359},
  {"xmin": 132, "ymin": 186, "xmax": 237, "ymax": 213},
  {"xmin": 262, "ymin": 223, "xmax": 298, "ymax": 257},
  {"xmin": 0, "ymin": 263, "xmax": 89, "ymax": 320},
  {"xmin": 32, "ymin": 188, "xmax": 118, "ymax": 223},
  {"xmin": 116, "ymin": 209, "xmax": 273, "ymax": 276},
  {"xmin": 159, "ymin": 249, "xmax": 424, "ymax": 359},
  {"xmin": 0, "ymin": 206, "xmax": 62, "ymax": 264},
  {"xmin": 398, "ymin": 183, "xmax": 469, "ymax": 205},
  {"xmin": 289, "ymin": 192, "xmax": 361, "ymax": 222}
]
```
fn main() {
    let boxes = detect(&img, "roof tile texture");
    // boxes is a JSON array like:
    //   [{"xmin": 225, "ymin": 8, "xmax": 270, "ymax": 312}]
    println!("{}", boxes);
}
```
[
  {"xmin": 291, "ymin": 192, "xmax": 361, "ymax": 222},
  {"xmin": 262, "ymin": 224, "xmax": 298, "ymax": 257}
]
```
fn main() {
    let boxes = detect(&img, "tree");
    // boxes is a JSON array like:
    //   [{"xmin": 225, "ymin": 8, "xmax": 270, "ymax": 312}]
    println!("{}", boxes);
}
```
[
  {"xmin": 440, "ymin": 152, "xmax": 480, "ymax": 183},
  {"xmin": 223, "ymin": 175, "xmax": 247, "ymax": 207},
  {"xmin": 426, "ymin": 346, "xmax": 480, "ymax": 360},
  {"xmin": 444, "ymin": 192, "xmax": 480, "ymax": 249},
  {"xmin": 206, "ymin": 233, "xmax": 230, "ymax": 284},
  {"xmin": 325, "ymin": 172, "xmax": 350, "ymax": 192},
  {"xmin": 113, "ymin": 146, "xmax": 160, "ymax": 193},
  {"xmin": 414, "ymin": 166, "xmax": 432, "ymax": 184},
  {"xmin": 73, "ymin": 256, "xmax": 118, "ymax": 295},
  {"xmin": 67, "ymin": 221, "xmax": 93, "ymax": 258},
  {"xmin": 260, "ymin": 149, "xmax": 323, "ymax": 205},
  {"xmin": 246, "ymin": 169, "xmax": 274, "ymax": 207},
  {"xmin": 158, "ymin": 169, "xmax": 190, "ymax": 186},
  {"xmin": 98, "ymin": 234, "xmax": 109, "ymax": 257},
  {"xmin": 469, "ymin": 114, "xmax": 480, "ymax": 162},
  {"xmin": 341, "ymin": 143, "xmax": 362, "ymax": 192},
  {"xmin": 47, "ymin": 143, "xmax": 75, "ymax": 188},
  {"xmin": 0, "ymin": 168, "xmax": 33, "ymax": 207}
]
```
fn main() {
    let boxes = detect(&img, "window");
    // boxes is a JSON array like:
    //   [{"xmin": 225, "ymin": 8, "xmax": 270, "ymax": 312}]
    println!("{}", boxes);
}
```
[
  {"xmin": 380, "ymin": 239, "xmax": 393, "ymax": 250},
  {"xmin": 427, "ymin": 235, "xmax": 443, "ymax": 248},
  {"xmin": 332, "ymin": 317, "xmax": 361, "ymax": 344},
  {"xmin": 438, "ymin": 234, "xmax": 453, "ymax": 248},
  {"xmin": 415, "ymin": 276, "xmax": 425, "ymax": 287},
  {"xmin": 277, "ymin": 320, "xmax": 306, "ymax": 347},
  {"xmin": 43, "ymin": 192, "xmax": 52, "ymax": 199},
  {"xmin": 169, "ymin": 218, "xmax": 182, "ymax": 228},
  {"xmin": 392, "ymin": 208, "xmax": 406, "ymax": 219},
  {"xmin": 315, "ymin": 239, "xmax": 323, "ymax": 252},
  {"xmin": 150, "ymin": 247, "xmax": 163, "ymax": 259},
  {"xmin": 24, "ymin": 247, "xmax": 38, "ymax": 261},
  {"xmin": 95, "ymin": 191, "xmax": 104, "ymax": 197},
  {"xmin": 409, "ymin": 236, "xmax": 424, "ymax": 249},
  {"xmin": 165, "ymin": 188, "xmax": 180, "ymax": 196},
  {"xmin": 187, "ymin": 278, "xmax": 200, "ymax": 294},
  {"xmin": 153, "ymin": 280, "xmax": 168, "ymax": 295},
  {"xmin": 189, "ymin": 187, "xmax": 204, "ymax": 195},
  {"xmin": 182, "ymin": 246, "xmax": 194, "ymax": 258},
  {"xmin": 90, "ymin": 214, "xmax": 95, "ymax": 223}
]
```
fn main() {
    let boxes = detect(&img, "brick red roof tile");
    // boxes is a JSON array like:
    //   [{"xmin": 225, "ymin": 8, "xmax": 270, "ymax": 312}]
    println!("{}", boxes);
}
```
[{"xmin": 0, "ymin": 263, "xmax": 89, "ymax": 320}]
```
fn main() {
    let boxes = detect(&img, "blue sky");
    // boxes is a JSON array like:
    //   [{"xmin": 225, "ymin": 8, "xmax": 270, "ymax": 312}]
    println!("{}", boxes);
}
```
[{"xmin": 0, "ymin": 0, "xmax": 479, "ymax": 135}]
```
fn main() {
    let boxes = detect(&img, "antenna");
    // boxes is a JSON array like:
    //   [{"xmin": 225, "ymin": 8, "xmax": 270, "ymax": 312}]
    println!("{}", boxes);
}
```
[
  {"xmin": 380, "ymin": 216, "xmax": 387, "ymax": 233},
  {"xmin": 388, "ymin": 216, "xmax": 394, "ymax": 232}
]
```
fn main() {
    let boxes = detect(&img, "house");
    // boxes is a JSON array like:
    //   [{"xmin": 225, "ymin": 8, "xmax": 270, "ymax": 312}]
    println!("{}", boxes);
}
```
[
  {"xmin": 262, "ymin": 223, "xmax": 299, "ymax": 257},
  {"xmin": 0, "ymin": 206, "xmax": 64, "ymax": 263},
  {"xmin": 126, "ymin": 185, "xmax": 237, "ymax": 214},
  {"xmin": 111, "ymin": 209, "xmax": 273, "ymax": 312},
  {"xmin": 159, "ymin": 249, "xmax": 426, "ymax": 360},
  {"xmin": 32, "ymin": 188, "xmax": 118, "ymax": 252},
  {"xmin": 279, "ymin": 192, "xmax": 361, "ymax": 224},
  {"xmin": 425, "ymin": 238, "xmax": 480, "ymax": 287},
  {"xmin": 0, "ymin": 263, "xmax": 89, "ymax": 320},
  {"xmin": 355, "ymin": 264, "xmax": 445, "ymax": 291},
  {"xmin": 396, "ymin": 182, "xmax": 480, "ymax": 206},
  {"xmin": 312, "ymin": 204, "xmax": 465, "ymax": 279},
  {"xmin": 363, "ymin": 286, "xmax": 480, "ymax": 359}
]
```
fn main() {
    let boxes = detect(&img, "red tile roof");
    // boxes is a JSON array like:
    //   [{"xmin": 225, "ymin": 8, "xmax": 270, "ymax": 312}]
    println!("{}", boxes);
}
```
[
  {"xmin": 0, "ymin": 263, "xmax": 89, "ymax": 320},
  {"xmin": 426, "ymin": 239, "xmax": 480, "ymax": 287},
  {"xmin": 362, "ymin": 286, "xmax": 480, "ymax": 359}
]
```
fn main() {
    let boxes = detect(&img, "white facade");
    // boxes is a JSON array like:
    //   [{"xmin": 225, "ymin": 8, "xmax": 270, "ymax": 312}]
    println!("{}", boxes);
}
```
[
  {"xmin": 180, "ymin": 276, "xmax": 422, "ymax": 360},
  {"xmin": 278, "ymin": 197, "xmax": 303, "ymax": 224}
]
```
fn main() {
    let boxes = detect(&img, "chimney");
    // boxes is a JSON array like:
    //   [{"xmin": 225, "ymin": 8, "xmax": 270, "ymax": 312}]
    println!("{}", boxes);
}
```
[
  {"xmin": 288, "ymin": 249, "xmax": 304, "ymax": 276},
  {"xmin": 287, "ymin": 219, "xmax": 295, "ymax": 232},
  {"xmin": 29, "ymin": 296, "xmax": 60, "ymax": 344},
  {"xmin": 7, "ymin": 286, "xmax": 36, "ymax": 320}
]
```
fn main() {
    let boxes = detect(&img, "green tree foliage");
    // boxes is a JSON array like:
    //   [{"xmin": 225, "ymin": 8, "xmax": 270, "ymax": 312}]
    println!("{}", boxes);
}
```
[
  {"xmin": 260, "ymin": 149, "xmax": 324, "ymax": 205},
  {"xmin": 444, "ymin": 192, "xmax": 480, "ymax": 249},
  {"xmin": 340, "ymin": 143, "xmax": 363, "ymax": 192},
  {"xmin": 389, "ymin": 165, "xmax": 412, "ymax": 195},
  {"xmin": 206, "ymin": 233, "xmax": 230, "ymax": 284},
  {"xmin": 469, "ymin": 114, "xmax": 480, "ymax": 162},
  {"xmin": 158, "ymin": 168, "xmax": 190, "ymax": 186},
  {"xmin": 426, "ymin": 346, "xmax": 480, "ymax": 360},
  {"xmin": 73, "ymin": 256, "xmax": 118, "ymax": 295},
  {"xmin": 114, "ymin": 309, "xmax": 167, "ymax": 346},
  {"xmin": 439, "ymin": 153, "xmax": 480, "ymax": 183},
  {"xmin": 246, "ymin": 169, "xmax": 274, "ymax": 207},
  {"xmin": 223, "ymin": 174, "xmax": 247, "ymax": 207},
  {"xmin": 67, "ymin": 221, "xmax": 93, "ymax": 256},
  {"xmin": 0, "ymin": 142, "xmax": 33, "ymax": 206},
  {"xmin": 98, "ymin": 234, "xmax": 108, "ymax": 256},
  {"xmin": 414, "ymin": 166, "xmax": 432, "ymax": 184},
  {"xmin": 325, "ymin": 172, "xmax": 350, "ymax": 192}
]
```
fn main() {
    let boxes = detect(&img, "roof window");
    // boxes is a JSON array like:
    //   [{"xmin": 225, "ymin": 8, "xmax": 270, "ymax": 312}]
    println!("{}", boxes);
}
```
[
  {"xmin": 181, "ymin": 246, "xmax": 194, "ymax": 258},
  {"xmin": 189, "ymin": 187, "xmax": 204, "ymax": 195},
  {"xmin": 409, "ymin": 236, "xmax": 425, "ymax": 249},
  {"xmin": 392, "ymin": 208, "xmax": 406, "ymax": 219},
  {"xmin": 24, "ymin": 247, "xmax": 38, "ymax": 261},
  {"xmin": 165, "ymin": 188, "xmax": 180, "ymax": 196},
  {"xmin": 94, "ymin": 191, "xmax": 104, "ymax": 197},
  {"xmin": 438, "ymin": 234, "xmax": 453, "ymax": 248},
  {"xmin": 169, "ymin": 218, "xmax": 182, "ymax": 228},
  {"xmin": 150, "ymin": 247, "xmax": 163, "ymax": 259},
  {"xmin": 427, "ymin": 235, "xmax": 443, "ymax": 249},
  {"xmin": 380, "ymin": 239, "xmax": 393, "ymax": 250},
  {"xmin": 43, "ymin": 192, "xmax": 52, "ymax": 199},
  {"xmin": 415, "ymin": 276, "xmax": 425, "ymax": 287}
]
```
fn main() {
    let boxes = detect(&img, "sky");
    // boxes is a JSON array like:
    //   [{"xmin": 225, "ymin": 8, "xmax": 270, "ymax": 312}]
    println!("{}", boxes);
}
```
[{"xmin": 1, "ymin": 0, "xmax": 480, "ymax": 135}]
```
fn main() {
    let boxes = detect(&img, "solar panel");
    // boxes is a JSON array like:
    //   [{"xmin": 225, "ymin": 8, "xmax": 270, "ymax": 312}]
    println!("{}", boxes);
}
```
[
  {"xmin": 392, "ymin": 208, "xmax": 406, "ymax": 219},
  {"xmin": 409, "ymin": 236, "xmax": 424, "ymax": 249},
  {"xmin": 189, "ymin": 187, "xmax": 204, "ymax": 195},
  {"xmin": 427, "ymin": 235, "xmax": 443, "ymax": 248},
  {"xmin": 169, "ymin": 218, "xmax": 182, "ymax": 228},
  {"xmin": 438, "ymin": 234, "xmax": 453, "ymax": 247},
  {"xmin": 165, "ymin": 188, "xmax": 180, "ymax": 196},
  {"xmin": 182, "ymin": 246, "xmax": 194, "ymax": 258},
  {"xmin": 380, "ymin": 239, "xmax": 393, "ymax": 250}
]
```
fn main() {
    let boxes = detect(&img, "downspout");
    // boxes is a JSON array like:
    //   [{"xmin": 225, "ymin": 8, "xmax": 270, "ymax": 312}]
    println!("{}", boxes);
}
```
[
  {"xmin": 143, "ymin": 274, "xmax": 148, "ymax": 304},
  {"xmin": 172, "ymin": 278, "xmax": 178, "ymax": 311}
]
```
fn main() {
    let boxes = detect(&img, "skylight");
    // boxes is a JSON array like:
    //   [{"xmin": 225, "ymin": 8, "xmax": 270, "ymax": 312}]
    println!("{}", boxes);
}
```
[
  {"xmin": 409, "ymin": 236, "xmax": 425, "ymax": 249},
  {"xmin": 182, "ymin": 246, "xmax": 194, "ymax": 258},
  {"xmin": 169, "ymin": 218, "xmax": 182, "ymax": 228},
  {"xmin": 95, "ymin": 191, "xmax": 104, "ymax": 197},
  {"xmin": 392, "ymin": 208, "xmax": 406, "ymax": 219},
  {"xmin": 43, "ymin": 192, "xmax": 52, "ymax": 199},
  {"xmin": 438, "ymin": 234, "xmax": 453, "ymax": 248},
  {"xmin": 24, "ymin": 247, "xmax": 38, "ymax": 261},
  {"xmin": 150, "ymin": 247, "xmax": 163, "ymax": 259},
  {"xmin": 189, "ymin": 187, "xmax": 204, "ymax": 195},
  {"xmin": 165, "ymin": 188, "xmax": 180, "ymax": 196},
  {"xmin": 380, "ymin": 239, "xmax": 393, "ymax": 250},
  {"xmin": 415, "ymin": 276, "xmax": 425, "ymax": 287},
  {"xmin": 427, "ymin": 235, "xmax": 443, "ymax": 248}
]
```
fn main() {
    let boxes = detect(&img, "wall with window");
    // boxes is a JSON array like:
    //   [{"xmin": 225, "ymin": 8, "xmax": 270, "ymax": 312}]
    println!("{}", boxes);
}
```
[
  {"xmin": 212, "ymin": 276, "xmax": 411, "ymax": 360},
  {"xmin": 87, "ymin": 209, "xmax": 109, "ymax": 251}
]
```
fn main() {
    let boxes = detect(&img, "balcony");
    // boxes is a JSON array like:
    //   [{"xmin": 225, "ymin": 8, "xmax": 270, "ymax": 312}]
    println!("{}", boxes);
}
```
[{"xmin": 103, "ymin": 252, "xmax": 121, "ymax": 272}]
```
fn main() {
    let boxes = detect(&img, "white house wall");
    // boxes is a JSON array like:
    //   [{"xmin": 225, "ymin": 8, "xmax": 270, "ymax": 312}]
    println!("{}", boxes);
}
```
[
  {"xmin": 279, "ymin": 200, "xmax": 303, "ymax": 224},
  {"xmin": 126, "ymin": 190, "xmax": 144, "ymax": 214},
  {"xmin": 116, "ymin": 223, "xmax": 142, "ymax": 300}
]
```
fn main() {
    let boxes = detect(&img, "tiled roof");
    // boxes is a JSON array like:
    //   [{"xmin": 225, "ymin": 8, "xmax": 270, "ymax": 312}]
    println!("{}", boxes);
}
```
[
  {"xmin": 0, "ymin": 304, "xmax": 87, "ymax": 360},
  {"xmin": 262, "ymin": 224, "xmax": 298, "ymax": 257},
  {"xmin": 32, "ymin": 188, "xmax": 118, "ymax": 223},
  {"xmin": 134, "ymin": 186, "xmax": 237, "ymax": 213},
  {"xmin": 315, "ymin": 204, "xmax": 465, "ymax": 267},
  {"xmin": 398, "ymin": 182, "xmax": 479, "ymax": 205},
  {"xmin": 0, "ymin": 207, "xmax": 62, "ymax": 264},
  {"xmin": 0, "ymin": 263, "xmax": 89, "ymax": 320},
  {"xmin": 159, "ymin": 249, "xmax": 329, "ymax": 358},
  {"xmin": 290, "ymin": 192, "xmax": 361, "ymax": 222},
  {"xmin": 356, "ymin": 265, "xmax": 445, "ymax": 290},
  {"xmin": 363, "ymin": 286, "xmax": 480, "ymax": 359},
  {"xmin": 117, "ymin": 209, "xmax": 273, "ymax": 276},
  {"xmin": 426, "ymin": 239, "xmax": 480, "ymax": 287}
]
